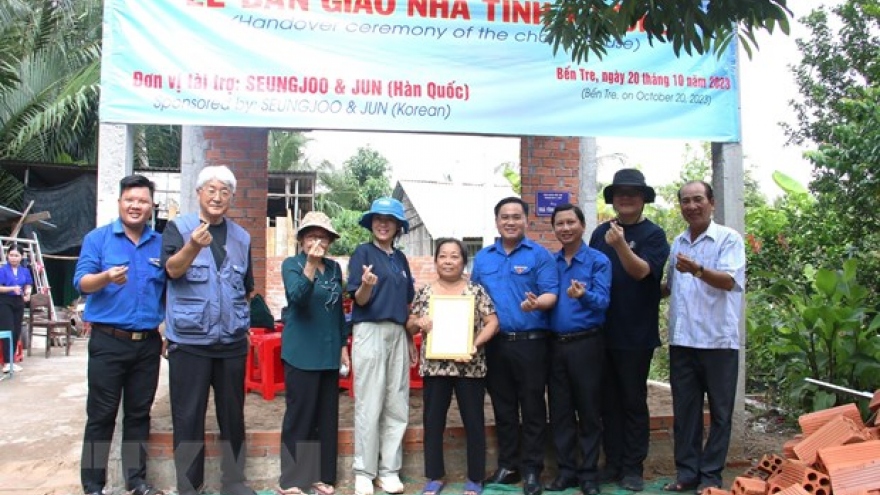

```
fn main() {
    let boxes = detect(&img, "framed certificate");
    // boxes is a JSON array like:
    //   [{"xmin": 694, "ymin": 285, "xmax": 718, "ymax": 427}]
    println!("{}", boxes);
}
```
[{"xmin": 426, "ymin": 294, "xmax": 475, "ymax": 360}]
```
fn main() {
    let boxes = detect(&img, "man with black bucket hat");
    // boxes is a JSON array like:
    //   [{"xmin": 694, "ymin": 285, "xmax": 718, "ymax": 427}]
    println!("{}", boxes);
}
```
[{"xmin": 589, "ymin": 169, "xmax": 670, "ymax": 492}]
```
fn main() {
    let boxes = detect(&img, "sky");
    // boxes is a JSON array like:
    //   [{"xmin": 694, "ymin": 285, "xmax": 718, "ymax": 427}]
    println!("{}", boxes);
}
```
[{"xmin": 301, "ymin": 1, "xmax": 836, "ymax": 198}]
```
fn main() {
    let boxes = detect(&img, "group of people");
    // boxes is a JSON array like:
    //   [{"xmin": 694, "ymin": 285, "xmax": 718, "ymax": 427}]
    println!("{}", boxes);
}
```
[
  {"xmin": 68, "ymin": 164, "xmax": 744, "ymax": 495},
  {"xmin": 280, "ymin": 168, "xmax": 744, "ymax": 495}
]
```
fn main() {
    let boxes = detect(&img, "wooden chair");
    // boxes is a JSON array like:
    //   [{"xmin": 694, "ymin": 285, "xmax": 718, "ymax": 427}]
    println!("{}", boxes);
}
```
[{"xmin": 27, "ymin": 294, "xmax": 72, "ymax": 358}]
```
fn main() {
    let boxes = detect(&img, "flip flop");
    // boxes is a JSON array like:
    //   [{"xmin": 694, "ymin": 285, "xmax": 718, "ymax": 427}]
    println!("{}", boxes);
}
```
[
  {"xmin": 663, "ymin": 481, "xmax": 699, "ymax": 492},
  {"xmin": 313, "ymin": 482, "xmax": 336, "ymax": 495},
  {"xmin": 422, "ymin": 480, "xmax": 445, "ymax": 495},
  {"xmin": 463, "ymin": 479, "xmax": 483, "ymax": 495}
]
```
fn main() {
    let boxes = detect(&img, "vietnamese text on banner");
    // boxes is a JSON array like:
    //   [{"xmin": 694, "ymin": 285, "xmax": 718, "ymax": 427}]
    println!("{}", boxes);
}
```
[{"xmin": 99, "ymin": 0, "xmax": 741, "ymax": 141}]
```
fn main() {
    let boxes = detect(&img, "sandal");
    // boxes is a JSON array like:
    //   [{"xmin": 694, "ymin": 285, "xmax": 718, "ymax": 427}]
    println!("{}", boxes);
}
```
[
  {"xmin": 277, "ymin": 487, "xmax": 306, "ymax": 495},
  {"xmin": 463, "ymin": 479, "xmax": 483, "ymax": 495},
  {"xmin": 422, "ymin": 480, "xmax": 445, "ymax": 495},
  {"xmin": 313, "ymin": 482, "xmax": 336, "ymax": 495},
  {"xmin": 663, "ymin": 481, "xmax": 699, "ymax": 492}
]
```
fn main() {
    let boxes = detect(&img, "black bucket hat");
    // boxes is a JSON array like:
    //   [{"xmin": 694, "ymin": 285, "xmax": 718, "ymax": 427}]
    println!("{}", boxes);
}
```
[{"xmin": 603, "ymin": 169, "xmax": 656, "ymax": 204}]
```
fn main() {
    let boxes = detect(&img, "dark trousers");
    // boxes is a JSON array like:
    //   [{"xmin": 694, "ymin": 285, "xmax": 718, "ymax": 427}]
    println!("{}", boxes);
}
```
[
  {"xmin": 168, "ymin": 348, "xmax": 248, "ymax": 494},
  {"xmin": 601, "ymin": 347, "xmax": 654, "ymax": 477},
  {"xmin": 279, "ymin": 363, "xmax": 339, "ymax": 489},
  {"xmin": 547, "ymin": 335, "xmax": 604, "ymax": 483},
  {"xmin": 80, "ymin": 329, "xmax": 162, "ymax": 493},
  {"xmin": 0, "ymin": 297, "xmax": 24, "ymax": 359},
  {"xmin": 485, "ymin": 338, "xmax": 548, "ymax": 475},
  {"xmin": 423, "ymin": 375, "xmax": 486, "ymax": 482},
  {"xmin": 669, "ymin": 346, "xmax": 739, "ymax": 487}
]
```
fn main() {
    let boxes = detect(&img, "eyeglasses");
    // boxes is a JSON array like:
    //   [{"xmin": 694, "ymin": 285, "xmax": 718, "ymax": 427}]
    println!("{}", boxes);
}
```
[
  {"xmin": 304, "ymin": 233, "xmax": 331, "ymax": 242},
  {"xmin": 201, "ymin": 187, "xmax": 232, "ymax": 199}
]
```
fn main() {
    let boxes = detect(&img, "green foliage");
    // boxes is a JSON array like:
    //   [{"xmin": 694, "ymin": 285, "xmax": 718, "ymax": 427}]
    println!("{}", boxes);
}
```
[
  {"xmin": 314, "ymin": 147, "xmax": 392, "ymax": 256},
  {"xmin": 541, "ymin": 0, "xmax": 791, "ymax": 63},
  {"xmin": 135, "ymin": 125, "xmax": 181, "ymax": 169},
  {"xmin": 757, "ymin": 259, "xmax": 880, "ymax": 411},
  {"xmin": 268, "ymin": 130, "xmax": 309, "ymax": 171},
  {"xmin": 501, "ymin": 164, "xmax": 521, "ymax": 194},
  {"xmin": 317, "ymin": 147, "xmax": 391, "ymax": 213},
  {"xmin": 327, "ymin": 209, "xmax": 371, "ymax": 257},
  {"xmin": 0, "ymin": 0, "xmax": 102, "ymax": 163}
]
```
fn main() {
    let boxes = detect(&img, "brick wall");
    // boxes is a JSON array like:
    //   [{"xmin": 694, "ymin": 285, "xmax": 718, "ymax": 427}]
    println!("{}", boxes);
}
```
[
  {"xmin": 200, "ymin": 127, "xmax": 269, "ymax": 296},
  {"xmin": 519, "ymin": 136, "xmax": 582, "ymax": 251}
]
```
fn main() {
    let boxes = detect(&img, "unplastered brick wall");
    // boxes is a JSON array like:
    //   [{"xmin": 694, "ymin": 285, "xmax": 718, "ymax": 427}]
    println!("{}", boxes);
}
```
[
  {"xmin": 519, "ymin": 136, "xmax": 581, "ymax": 250},
  {"xmin": 201, "ymin": 126, "xmax": 269, "ymax": 296}
]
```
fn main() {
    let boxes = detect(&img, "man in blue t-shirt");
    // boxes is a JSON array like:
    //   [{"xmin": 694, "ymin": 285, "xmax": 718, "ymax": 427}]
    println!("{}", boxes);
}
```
[
  {"xmin": 471, "ymin": 197, "xmax": 559, "ymax": 495},
  {"xmin": 546, "ymin": 204, "xmax": 611, "ymax": 495},
  {"xmin": 589, "ymin": 169, "xmax": 670, "ymax": 492},
  {"xmin": 75, "ymin": 175, "xmax": 166, "ymax": 495}
]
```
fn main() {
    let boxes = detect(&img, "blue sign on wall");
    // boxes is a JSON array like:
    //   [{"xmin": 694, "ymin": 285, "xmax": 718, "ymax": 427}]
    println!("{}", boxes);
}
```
[{"xmin": 536, "ymin": 191, "xmax": 570, "ymax": 217}]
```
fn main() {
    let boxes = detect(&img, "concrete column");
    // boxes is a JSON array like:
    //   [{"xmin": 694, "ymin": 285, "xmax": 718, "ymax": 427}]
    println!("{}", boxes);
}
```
[
  {"xmin": 711, "ymin": 141, "xmax": 746, "ymax": 455},
  {"xmin": 96, "ymin": 123, "xmax": 134, "ymax": 224},
  {"xmin": 179, "ymin": 126, "xmax": 209, "ymax": 215},
  {"xmin": 579, "ymin": 137, "xmax": 598, "ymax": 237}
]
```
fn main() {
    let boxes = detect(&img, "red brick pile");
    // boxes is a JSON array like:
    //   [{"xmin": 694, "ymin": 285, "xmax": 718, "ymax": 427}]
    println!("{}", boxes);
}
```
[{"xmin": 713, "ymin": 391, "xmax": 880, "ymax": 495}]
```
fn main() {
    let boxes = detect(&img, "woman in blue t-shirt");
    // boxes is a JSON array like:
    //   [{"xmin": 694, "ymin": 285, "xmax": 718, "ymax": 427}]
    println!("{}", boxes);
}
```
[
  {"xmin": 346, "ymin": 197, "xmax": 415, "ymax": 495},
  {"xmin": 0, "ymin": 246, "xmax": 34, "ymax": 372}
]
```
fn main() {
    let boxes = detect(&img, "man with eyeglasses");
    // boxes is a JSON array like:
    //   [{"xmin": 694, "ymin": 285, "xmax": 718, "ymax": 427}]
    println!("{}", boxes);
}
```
[{"xmin": 161, "ymin": 165, "xmax": 257, "ymax": 495}]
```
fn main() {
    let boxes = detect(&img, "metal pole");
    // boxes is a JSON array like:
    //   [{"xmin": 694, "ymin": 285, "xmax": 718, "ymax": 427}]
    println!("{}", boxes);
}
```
[{"xmin": 804, "ymin": 378, "xmax": 873, "ymax": 399}]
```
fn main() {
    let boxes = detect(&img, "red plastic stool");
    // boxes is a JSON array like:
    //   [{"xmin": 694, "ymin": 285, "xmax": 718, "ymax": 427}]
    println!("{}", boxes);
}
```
[
  {"xmin": 338, "ymin": 335, "xmax": 354, "ymax": 397},
  {"xmin": 409, "ymin": 333, "xmax": 424, "ymax": 390},
  {"xmin": 245, "ymin": 333, "xmax": 285, "ymax": 400},
  {"xmin": 0, "ymin": 340, "xmax": 23, "ymax": 364}
]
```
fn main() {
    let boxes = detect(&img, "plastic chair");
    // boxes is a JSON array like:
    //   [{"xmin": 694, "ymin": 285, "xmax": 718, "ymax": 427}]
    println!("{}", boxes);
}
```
[
  {"xmin": 409, "ymin": 333, "xmax": 424, "ymax": 390},
  {"xmin": 0, "ymin": 331, "xmax": 14, "ymax": 379},
  {"xmin": 244, "ymin": 333, "xmax": 285, "ymax": 400},
  {"xmin": 338, "ymin": 335, "xmax": 354, "ymax": 397}
]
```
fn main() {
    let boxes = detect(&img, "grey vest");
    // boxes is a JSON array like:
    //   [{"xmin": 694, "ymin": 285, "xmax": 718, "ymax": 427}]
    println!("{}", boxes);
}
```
[{"xmin": 165, "ymin": 213, "xmax": 251, "ymax": 345}]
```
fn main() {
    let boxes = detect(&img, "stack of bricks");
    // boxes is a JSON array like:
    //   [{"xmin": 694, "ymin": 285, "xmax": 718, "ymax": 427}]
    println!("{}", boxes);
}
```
[{"xmin": 708, "ymin": 392, "xmax": 880, "ymax": 495}]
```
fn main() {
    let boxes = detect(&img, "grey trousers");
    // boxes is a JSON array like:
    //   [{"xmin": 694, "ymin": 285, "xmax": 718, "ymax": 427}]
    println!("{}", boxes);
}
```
[{"xmin": 352, "ymin": 321, "xmax": 410, "ymax": 479}]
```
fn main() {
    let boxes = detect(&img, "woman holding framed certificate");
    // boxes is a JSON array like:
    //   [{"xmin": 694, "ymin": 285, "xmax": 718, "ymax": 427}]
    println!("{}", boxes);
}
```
[{"xmin": 406, "ymin": 238, "xmax": 499, "ymax": 495}]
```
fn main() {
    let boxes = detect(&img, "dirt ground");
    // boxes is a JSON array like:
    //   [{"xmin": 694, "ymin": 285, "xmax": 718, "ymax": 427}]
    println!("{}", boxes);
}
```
[{"xmin": 0, "ymin": 337, "xmax": 797, "ymax": 495}]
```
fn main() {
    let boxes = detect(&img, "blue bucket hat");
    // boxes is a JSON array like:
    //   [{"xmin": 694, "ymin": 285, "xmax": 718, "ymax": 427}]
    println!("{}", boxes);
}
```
[{"xmin": 359, "ymin": 197, "xmax": 410, "ymax": 234}]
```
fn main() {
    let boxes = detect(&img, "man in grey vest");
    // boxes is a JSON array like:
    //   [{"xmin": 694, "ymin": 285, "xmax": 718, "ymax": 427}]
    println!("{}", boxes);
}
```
[{"xmin": 162, "ymin": 165, "xmax": 255, "ymax": 495}]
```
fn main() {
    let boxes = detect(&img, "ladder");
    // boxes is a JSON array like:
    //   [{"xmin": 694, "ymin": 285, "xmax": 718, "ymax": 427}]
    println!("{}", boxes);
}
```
[{"xmin": 0, "ymin": 232, "xmax": 56, "ymax": 319}]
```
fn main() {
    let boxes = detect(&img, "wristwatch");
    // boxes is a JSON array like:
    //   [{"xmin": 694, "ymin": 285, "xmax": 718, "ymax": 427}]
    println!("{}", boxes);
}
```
[{"xmin": 694, "ymin": 265, "xmax": 705, "ymax": 278}]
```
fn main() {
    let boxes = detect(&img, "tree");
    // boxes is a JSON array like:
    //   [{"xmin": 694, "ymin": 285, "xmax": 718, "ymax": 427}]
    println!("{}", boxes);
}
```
[
  {"xmin": 0, "ymin": 0, "xmax": 102, "ymax": 209},
  {"xmin": 0, "ymin": 0, "xmax": 102, "ymax": 163},
  {"xmin": 783, "ymin": 0, "xmax": 880, "ymax": 289},
  {"xmin": 318, "ymin": 147, "xmax": 391, "ymax": 213},
  {"xmin": 268, "ymin": 130, "xmax": 310, "ymax": 172},
  {"xmin": 314, "ymin": 147, "xmax": 393, "ymax": 255},
  {"xmin": 541, "ymin": 0, "xmax": 792, "ymax": 63}
]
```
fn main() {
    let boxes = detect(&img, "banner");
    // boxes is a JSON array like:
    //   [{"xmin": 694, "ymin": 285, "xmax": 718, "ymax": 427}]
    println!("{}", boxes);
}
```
[{"xmin": 99, "ymin": 0, "xmax": 741, "ymax": 141}]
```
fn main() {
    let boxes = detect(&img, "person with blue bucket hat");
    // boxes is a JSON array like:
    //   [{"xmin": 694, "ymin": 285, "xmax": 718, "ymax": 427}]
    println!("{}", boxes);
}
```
[{"xmin": 346, "ymin": 197, "xmax": 415, "ymax": 495}]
